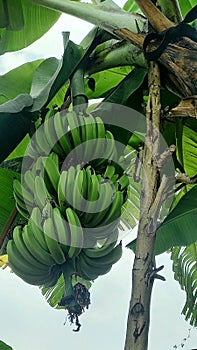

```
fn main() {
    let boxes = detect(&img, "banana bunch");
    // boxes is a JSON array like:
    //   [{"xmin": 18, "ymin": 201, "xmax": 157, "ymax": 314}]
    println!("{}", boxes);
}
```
[
  {"xmin": 7, "ymin": 203, "xmax": 83, "ymax": 286},
  {"xmin": 14, "ymin": 151, "xmax": 129, "ymax": 240},
  {"xmin": 28, "ymin": 110, "xmax": 116, "ymax": 169},
  {"xmin": 7, "ymin": 204, "xmax": 122, "ymax": 284},
  {"xmin": 10, "ymin": 110, "xmax": 130, "ymax": 293}
]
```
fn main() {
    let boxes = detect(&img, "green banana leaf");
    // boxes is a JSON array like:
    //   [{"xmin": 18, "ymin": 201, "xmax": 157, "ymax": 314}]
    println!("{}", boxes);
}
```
[
  {"xmin": 176, "ymin": 119, "xmax": 197, "ymax": 177},
  {"xmin": 0, "ymin": 340, "xmax": 13, "ymax": 350},
  {"xmin": 40, "ymin": 274, "xmax": 65, "ymax": 308},
  {"xmin": 0, "ymin": 94, "xmax": 33, "ymax": 113},
  {"xmin": 0, "ymin": 111, "xmax": 32, "ymax": 164},
  {"xmin": 0, "ymin": 168, "xmax": 19, "ymax": 252},
  {"xmin": 0, "ymin": 30, "xmax": 98, "ymax": 162},
  {"xmin": 123, "ymin": 0, "xmax": 140, "ymax": 13},
  {"xmin": 178, "ymin": 0, "xmax": 197, "ymax": 17},
  {"xmin": 30, "ymin": 27, "xmax": 105, "ymax": 111},
  {"xmin": 85, "ymin": 66, "xmax": 132, "ymax": 100},
  {"xmin": 104, "ymin": 67, "xmax": 147, "ymax": 105},
  {"xmin": 0, "ymin": 60, "xmax": 43, "ymax": 163},
  {"xmin": 85, "ymin": 66, "xmax": 147, "ymax": 102},
  {"xmin": 0, "ymin": 0, "xmax": 60, "ymax": 54},
  {"xmin": 30, "ymin": 0, "xmax": 145, "ymax": 37},
  {"xmin": 30, "ymin": 33, "xmax": 83, "ymax": 111},
  {"xmin": 171, "ymin": 243, "xmax": 197, "ymax": 326},
  {"xmin": 0, "ymin": 59, "xmax": 43, "ymax": 105},
  {"xmin": 127, "ymin": 185, "xmax": 197, "ymax": 255}
]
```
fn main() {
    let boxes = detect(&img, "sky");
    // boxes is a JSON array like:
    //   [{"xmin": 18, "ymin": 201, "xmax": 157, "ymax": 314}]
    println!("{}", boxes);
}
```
[{"xmin": 0, "ymin": 2, "xmax": 197, "ymax": 350}]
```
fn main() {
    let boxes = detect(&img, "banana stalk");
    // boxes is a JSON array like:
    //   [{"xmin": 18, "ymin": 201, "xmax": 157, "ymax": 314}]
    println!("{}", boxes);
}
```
[
  {"xmin": 86, "ymin": 39, "xmax": 146, "ymax": 75},
  {"xmin": 59, "ymin": 260, "xmax": 91, "ymax": 331}
]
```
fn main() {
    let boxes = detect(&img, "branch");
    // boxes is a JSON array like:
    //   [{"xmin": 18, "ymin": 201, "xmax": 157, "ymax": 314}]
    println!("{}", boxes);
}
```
[
  {"xmin": 134, "ymin": 0, "xmax": 174, "ymax": 30},
  {"xmin": 114, "ymin": 27, "xmax": 197, "ymax": 98},
  {"xmin": 169, "ymin": 97, "xmax": 197, "ymax": 119},
  {"xmin": 176, "ymin": 173, "xmax": 197, "ymax": 184}
]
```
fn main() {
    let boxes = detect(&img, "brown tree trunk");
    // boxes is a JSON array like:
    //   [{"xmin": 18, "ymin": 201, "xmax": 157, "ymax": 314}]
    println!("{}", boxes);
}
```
[{"xmin": 124, "ymin": 62, "xmax": 163, "ymax": 350}]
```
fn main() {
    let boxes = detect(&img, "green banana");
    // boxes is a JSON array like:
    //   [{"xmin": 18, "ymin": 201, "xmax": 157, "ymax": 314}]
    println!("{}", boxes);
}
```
[
  {"xmin": 95, "ymin": 116, "xmax": 105, "ymax": 139},
  {"xmin": 111, "ymin": 174, "xmax": 119, "ymax": 186},
  {"xmin": 42, "ymin": 153, "xmax": 60, "ymax": 193},
  {"xmin": 83, "ymin": 231, "xmax": 118, "ymax": 258},
  {"xmin": 104, "ymin": 164, "xmax": 116, "ymax": 179},
  {"xmin": 72, "ymin": 168, "xmax": 85, "ymax": 215},
  {"xmin": 43, "ymin": 217, "xmax": 66, "ymax": 265},
  {"xmin": 53, "ymin": 111, "xmax": 72, "ymax": 155},
  {"xmin": 33, "ymin": 156, "xmax": 44, "ymax": 176},
  {"xmin": 118, "ymin": 173, "xmax": 130, "ymax": 191},
  {"xmin": 42, "ymin": 265, "xmax": 62, "ymax": 288},
  {"xmin": 83, "ymin": 115, "xmax": 95, "ymax": 162},
  {"xmin": 75, "ymin": 258, "xmax": 97, "ymax": 281},
  {"xmin": 7, "ymin": 239, "xmax": 49, "ymax": 278},
  {"xmin": 57, "ymin": 170, "xmax": 68, "ymax": 210},
  {"xmin": 101, "ymin": 191, "xmax": 124, "ymax": 227},
  {"xmin": 90, "ymin": 130, "xmax": 115, "ymax": 169},
  {"xmin": 34, "ymin": 123, "xmax": 51, "ymax": 156},
  {"xmin": 43, "ymin": 113, "xmax": 65, "ymax": 157},
  {"xmin": 65, "ymin": 166, "xmax": 76, "ymax": 208},
  {"xmin": 34, "ymin": 176, "xmax": 51, "ymax": 209},
  {"xmin": 78, "ymin": 114, "xmax": 86, "ymax": 146},
  {"xmin": 52, "ymin": 207, "xmax": 70, "ymax": 254},
  {"xmin": 13, "ymin": 179, "xmax": 34, "ymax": 208},
  {"xmin": 13, "ymin": 179, "xmax": 33, "ymax": 217},
  {"xmin": 15, "ymin": 201, "xmax": 29, "ymax": 219},
  {"xmin": 29, "ymin": 207, "xmax": 49, "ymax": 252},
  {"xmin": 91, "ymin": 116, "xmax": 106, "ymax": 161},
  {"xmin": 66, "ymin": 207, "xmax": 84, "ymax": 259},
  {"xmin": 23, "ymin": 170, "xmax": 35, "ymax": 195},
  {"xmin": 86, "ymin": 114, "xmax": 97, "ymax": 140},
  {"xmin": 83, "ymin": 167, "xmax": 99, "ymax": 225},
  {"xmin": 83, "ymin": 241, "xmax": 122, "ymax": 267},
  {"xmin": 8, "ymin": 250, "xmax": 56, "ymax": 286},
  {"xmin": 84, "ymin": 179, "xmax": 113, "ymax": 228},
  {"xmin": 23, "ymin": 224, "xmax": 56, "ymax": 266},
  {"xmin": 76, "ymin": 253, "xmax": 112, "ymax": 280},
  {"xmin": 105, "ymin": 130, "xmax": 116, "ymax": 161},
  {"xmin": 12, "ymin": 225, "xmax": 48, "ymax": 271},
  {"xmin": 67, "ymin": 111, "xmax": 82, "ymax": 148}
]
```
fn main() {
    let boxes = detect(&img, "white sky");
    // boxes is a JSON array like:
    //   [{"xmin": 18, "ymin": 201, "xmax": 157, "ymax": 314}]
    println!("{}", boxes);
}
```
[{"xmin": 0, "ymin": 3, "xmax": 197, "ymax": 350}]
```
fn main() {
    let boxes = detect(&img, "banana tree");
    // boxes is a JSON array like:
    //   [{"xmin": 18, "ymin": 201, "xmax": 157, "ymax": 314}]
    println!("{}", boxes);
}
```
[{"xmin": 0, "ymin": 1, "xmax": 197, "ymax": 350}]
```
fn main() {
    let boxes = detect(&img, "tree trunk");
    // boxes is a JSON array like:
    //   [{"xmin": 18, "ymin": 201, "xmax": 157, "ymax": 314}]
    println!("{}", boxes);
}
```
[{"xmin": 124, "ymin": 62, "xmax": 163, "ymax": 350}]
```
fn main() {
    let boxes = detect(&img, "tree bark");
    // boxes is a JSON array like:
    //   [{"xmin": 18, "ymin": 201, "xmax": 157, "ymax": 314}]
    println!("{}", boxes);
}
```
[{"xmin": 124, "ymin": 62, "xmax": 162, "ymax": 350}]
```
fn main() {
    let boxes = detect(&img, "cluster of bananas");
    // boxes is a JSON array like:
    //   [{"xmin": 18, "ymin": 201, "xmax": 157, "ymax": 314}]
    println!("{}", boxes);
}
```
[
  {"xmin": 28, "ymin": 111, "xmax": 116, "ymax": 170},
  {"xmin": 8, "ymin": 110, "xmax": 130, "ymax": 325},
  {"xmin": 7, "ymin": 203, "xmax": 122, "ymax": 286}
]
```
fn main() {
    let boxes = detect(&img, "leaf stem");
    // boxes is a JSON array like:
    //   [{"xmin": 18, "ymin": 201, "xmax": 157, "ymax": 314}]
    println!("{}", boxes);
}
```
[
  {"xmin": 29, "ymin": 0, "xmax": 145, "ymax": 35},
  {"xmin": 70, "ymin": 66, "xmax": 88, "ymax": 113}
]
